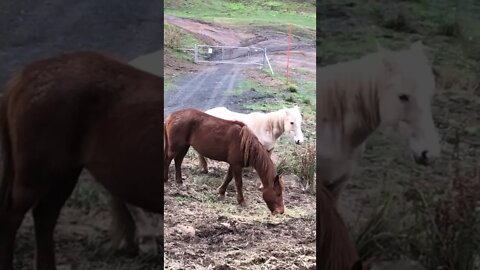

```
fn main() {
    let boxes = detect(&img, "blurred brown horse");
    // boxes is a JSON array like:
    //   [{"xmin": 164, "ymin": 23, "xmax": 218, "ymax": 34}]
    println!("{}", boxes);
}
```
[
  {"xmin": 318, "ymin": 182, "xmax": 430, "ymax": 270},
  {"xmin": 164, "ymin": 108, "xmax": 285, "ymax": 215},
  {"xmin": 318, "ymin": 183, "xmax": 372, "ymax": 270},
  {"xmin": 0, "ymin": 51, "xmax": 164, "ymax": 270}
]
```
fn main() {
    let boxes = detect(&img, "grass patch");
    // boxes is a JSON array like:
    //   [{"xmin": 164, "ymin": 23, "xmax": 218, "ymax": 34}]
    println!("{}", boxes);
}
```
[
  {"xmin": 67, "ymin": 173, "xmax": 109, "ymax": 211},
  {"xmin": 164, "ymin": 80, "xmax": 176, "ymax": 92},
  {"xmin": 164, "ymin": 22, "xmax": 202, "ymax": 64},
  {"xmin": 165, "ymin": 0, "xmax": 315, "ymax": 30},
  {"xmin": 164, "ymin": 22, "xmax": 202, "ymax": 49}
]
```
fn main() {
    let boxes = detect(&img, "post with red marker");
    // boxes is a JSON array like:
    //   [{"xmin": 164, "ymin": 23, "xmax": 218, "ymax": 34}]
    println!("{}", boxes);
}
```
[{"xmin": 286, "ymin": 23, "xmax": 292, "ymax": 85}]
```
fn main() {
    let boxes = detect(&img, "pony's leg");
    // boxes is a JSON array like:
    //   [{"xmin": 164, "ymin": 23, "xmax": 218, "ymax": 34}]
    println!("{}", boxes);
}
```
[
  {"xmin": 198, "ymin": 154, "xmax": 208, "ymax": 174},
  {"xmin": 110, "ymin": 200, "xmax": 159, "ymax": 255},
  {"xmin": 32, "ymin": 168, "xmax": 81, "ymax": 270},
  {"xmin": 109, "ymin": 196, "xmax": 137, "ymax": 253},
  {"xmin": 164, "ymin": 154, "xmax": 173, "ymax": 182},
  {"xmin": 0, "ymin": 174, "xmax": 51, "ymax": 270},
  {"xmin": 217, "ymin": 166, "xmax": 233, "ymax": 199},
  {"xmin": 125, "ymin": 204, "xmax": 159, "ymax": 255},
  {"xmin": 174, "ymin": 147, "xmax": 189, "ymax": 185},
  {"xmin": 232, "ymin": 166, "xmax": 247, "ymax": 207}
]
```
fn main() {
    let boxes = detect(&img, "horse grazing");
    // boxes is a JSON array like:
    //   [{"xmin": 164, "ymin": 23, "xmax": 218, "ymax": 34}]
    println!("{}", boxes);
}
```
[
  {"xmin": 0, "ymin": 51, "xmax": 164, "ymax": 270},
  {"xmin": 198, "ymin": 106, "xmax": 304, "ymax": 174},
  {"xmin": 164, "ymin": 108, "xmax": 285, "ymax": 214},
  {"xmin": 316, "ymin": 41, "xmax": 441, "ymax": 199}
]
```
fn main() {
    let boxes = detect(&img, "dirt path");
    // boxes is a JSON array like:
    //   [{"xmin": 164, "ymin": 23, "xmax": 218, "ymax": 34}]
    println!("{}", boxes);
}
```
[
  {"xmin": 165, "ymin": 65, "xmax": 244, "ymax": 115},
  {"xmin": 165, "ymin": 14, "xmax": 254, "ymax": 46},
  {"xmin": 163, "ymin": 15, "xmax": 316, "ymax": 116}
]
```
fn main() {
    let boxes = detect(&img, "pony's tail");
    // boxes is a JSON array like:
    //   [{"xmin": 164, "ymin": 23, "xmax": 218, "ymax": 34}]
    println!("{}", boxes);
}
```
[{"xmin": 0, "ymin": 79, "xmax": 15, "ymax": 213}]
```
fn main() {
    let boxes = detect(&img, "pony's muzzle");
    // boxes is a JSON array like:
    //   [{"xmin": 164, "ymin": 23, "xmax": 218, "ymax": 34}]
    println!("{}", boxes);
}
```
[
  {"xmin": 272, "ymin": 207, "xmax": 285, "ymax": 215},
  {"xmin": 413, "ymin": 150, "xmax": 434, "ymax": 166},
  {"xmin": 294, "ymin": 136, "xmax": 304, "ymax": 145}
]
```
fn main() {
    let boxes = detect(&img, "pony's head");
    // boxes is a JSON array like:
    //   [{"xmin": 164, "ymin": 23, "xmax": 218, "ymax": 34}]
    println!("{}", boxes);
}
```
[
  {"xmin": 262, "ymin": 174, "xmax": 285, "ymax": 215},
  {"xmin": 283, "ymin": 105, "xmax": 304, "ymax": 145},
  {"xmin": 378, "ymin": 41, "xmax": 440, "ymax": 165}
]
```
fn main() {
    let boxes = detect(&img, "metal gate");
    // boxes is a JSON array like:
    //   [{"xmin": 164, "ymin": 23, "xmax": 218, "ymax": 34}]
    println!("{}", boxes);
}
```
[{"xmin": 193, "ymin": 44, "xmax": 274, "ymax": 74}]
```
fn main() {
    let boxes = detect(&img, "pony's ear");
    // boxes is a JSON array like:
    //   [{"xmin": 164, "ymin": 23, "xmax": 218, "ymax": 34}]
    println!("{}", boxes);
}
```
[
  {"xmin": 382, "ymin": 54, "xmax": 396, "ymax": 74},
  {"xmin": 412, "ymin": 40, "xmax": 434, "ymax": 65},
  {"xmin": 410, "ymin": 40, "xmax": 424, "ymax": 51},
  {"xmin": 274, "ymin": 174, "xmax": 284, "ymax": 190}
]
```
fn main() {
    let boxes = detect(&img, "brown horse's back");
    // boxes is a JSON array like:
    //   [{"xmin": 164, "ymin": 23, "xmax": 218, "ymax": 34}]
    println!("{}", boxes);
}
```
[
  {"xmin": 2, "ymin": 51, "xmax": 164, "ymax": 213},
  {"xmin": 165, "ymin": 108, "xmax": 246, "ymax": 165}
]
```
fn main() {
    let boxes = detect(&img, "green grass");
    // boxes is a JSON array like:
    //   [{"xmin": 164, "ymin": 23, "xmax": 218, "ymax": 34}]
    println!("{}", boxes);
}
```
[
  {"xmin": 164, "ymin": 22, "xmax": 202, "ymax": 49},
  {"xmin": 240, "ymin": 76, "xmax": 315, "ymax": 116},
  {"xmin": 164, "ymin": 22, "xmax": 202, "ymax": 65},
  {"xmin": 164, "ymin": 80, "xmax": 175, "ymax": 92},
  {"xmin": 67, "ymin": 176, "xmax": 109, "ymax": 211},
  {"xmin": 165, "ymin": 0, "xmax": 316, "ymax": 30}
]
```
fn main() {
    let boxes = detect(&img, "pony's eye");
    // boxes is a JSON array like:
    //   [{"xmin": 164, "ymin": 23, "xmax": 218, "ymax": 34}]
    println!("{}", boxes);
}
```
[
  {"xmin": 399, "ymin": 94, "xmax": 409, "ymax": 102},
  {"xmin": 290, "ymin": 122, "xmax": 294, "ymax": 125}
]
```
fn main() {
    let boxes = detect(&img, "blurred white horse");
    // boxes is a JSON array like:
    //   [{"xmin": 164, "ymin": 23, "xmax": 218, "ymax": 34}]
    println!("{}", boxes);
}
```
[
  {"xmin": 197, "ymin": 105, "xmax": 305, "ymax": 174},
  {"xmin": 316, "ymin": 41, "xmax": 441, "ymax": 201}
]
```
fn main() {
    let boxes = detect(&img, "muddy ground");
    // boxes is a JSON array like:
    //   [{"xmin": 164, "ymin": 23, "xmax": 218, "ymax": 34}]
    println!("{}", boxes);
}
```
[{"xmin": 163, "ymin": 15, "xmax": 317, "ymax": 270}]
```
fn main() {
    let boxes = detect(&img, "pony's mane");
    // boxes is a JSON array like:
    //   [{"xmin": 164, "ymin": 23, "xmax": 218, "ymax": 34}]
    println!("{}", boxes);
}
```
[
  {"xmin": 317, "ymin": 44, "xmax": 433, "ymax": 146},
  {"xmin": 260, "ymin": 106, "xmax": 301, "ymax": 135},
  {"xmin": 318, "ymin": 183, "xmax": 359, "ymax": 269},
  {"xmin": 317, "ymin": 51, "xmax": 384, "ymax": 138},
  {"xmin": 239, "ymin": 125, "xmax": 278, "ymax": 187}
]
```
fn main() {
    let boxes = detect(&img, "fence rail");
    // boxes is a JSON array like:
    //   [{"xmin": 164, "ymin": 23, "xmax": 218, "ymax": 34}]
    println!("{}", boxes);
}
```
[{"xmin": 185, "ymin": 44, "xmax": 274, "ymax": 75}]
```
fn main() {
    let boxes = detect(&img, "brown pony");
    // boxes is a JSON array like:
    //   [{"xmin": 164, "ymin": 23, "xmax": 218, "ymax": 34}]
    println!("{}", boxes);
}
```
[
  {"xmin": 164, "ymin": 108, "xmax": 285, "ymax": 214},
  {"xmin": 0, "ymin": 51, "xmax": 164, "ymax": 270},
  {"xmin": 318, "ymin": 183, "xmax": 373, "ymax": 270}
]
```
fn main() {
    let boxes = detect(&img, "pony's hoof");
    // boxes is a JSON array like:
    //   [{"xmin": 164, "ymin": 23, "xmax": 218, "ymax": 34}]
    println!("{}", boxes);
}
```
[
  {"xmin": 176, "ymin": 183, "xmax": 187, "ymax": 191},
  {"xmin": 138, "ymin": 238, "xmax": 158, "ymax": 255},
  {"xmin": 239, "ymin": 201, "xmax": 247, "ymax": 207},
  {"xmin": 217, "ymin": 194, "xmax": 226, "ymax": 201},
  {"xmin": 201, "ymin": 169, "xmax": 208, "ymax": 174},
  {"xmin": 175, "ymin": 179, "xmax": 184, "ymax": 185}
]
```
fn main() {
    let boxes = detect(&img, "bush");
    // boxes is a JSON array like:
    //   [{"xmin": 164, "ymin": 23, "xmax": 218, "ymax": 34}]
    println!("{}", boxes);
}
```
[{"xmin": 164, "ymin": 22, "xmax": 182, "ymax": 49}]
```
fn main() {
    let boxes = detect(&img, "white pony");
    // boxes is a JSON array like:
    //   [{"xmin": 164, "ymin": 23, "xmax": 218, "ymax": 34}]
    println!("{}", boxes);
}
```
[
  {"xmin": 317, "ymin": 41, "xmax": 441, "ymax": 200},
  {"xmin": 198, "ymin": 105, "xmax": 305, "ymax": 173}
]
